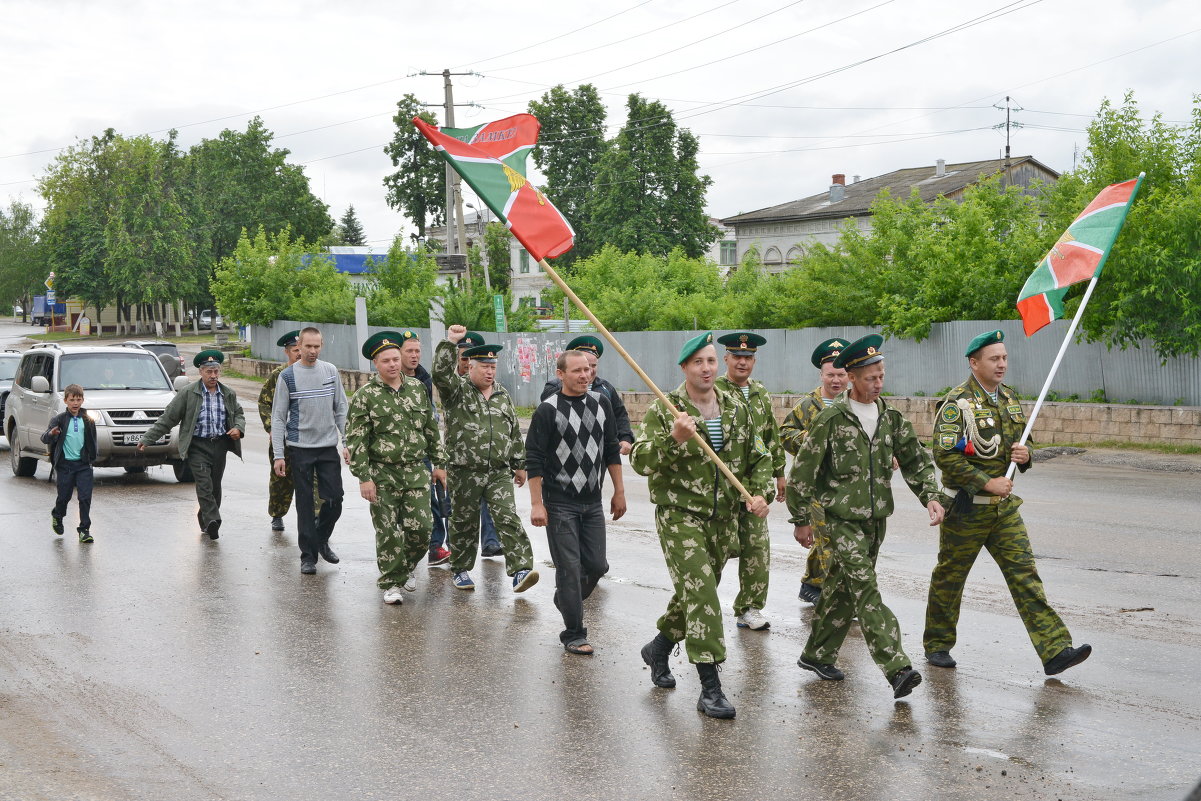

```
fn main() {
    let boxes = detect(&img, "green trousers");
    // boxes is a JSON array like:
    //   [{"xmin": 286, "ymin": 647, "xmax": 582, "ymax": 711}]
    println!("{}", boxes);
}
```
[
  {"xmin": 447, "ymin": 466, "xmax": 533, "ymax": 576},
  {"xmin": 801, "ymin": 501, "xmax": 832, "ymax": 586},
  {"xmin": 655, "ymin": 506, "xmax": 738, "ymax": 664},
  {"xmin": 371, "ymin": 484, "xmax": 433, "ymax": 590},
  {"xmin": 734, "ymin": 510, "xmax": 770, "ymax": 614},
  {"xmin": 188, "ymin": 437, "xmax": 229, "ymax": 530},
  {"xmin": 802, "ymin": 516, "xmax": 910, "ymax": 678},
  {"xmin": 267, "ymin": 443, "xmax": 294, "ymax": 519},
  {"xmin": 923, "ymin": 501, "xmax": 1072, "ymax": 662}
]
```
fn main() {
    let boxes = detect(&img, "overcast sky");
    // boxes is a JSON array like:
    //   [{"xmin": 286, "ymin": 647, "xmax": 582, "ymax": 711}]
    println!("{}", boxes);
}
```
[{"xmin": 2, "ymin": 0, "xmax": 1198, "ymax": 249}]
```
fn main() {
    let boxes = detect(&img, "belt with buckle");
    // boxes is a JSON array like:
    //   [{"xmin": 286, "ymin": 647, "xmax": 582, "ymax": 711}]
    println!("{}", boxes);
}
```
[{"xmin": 970, "ymin": 494, "xmax": 1005, "ymax": 505}]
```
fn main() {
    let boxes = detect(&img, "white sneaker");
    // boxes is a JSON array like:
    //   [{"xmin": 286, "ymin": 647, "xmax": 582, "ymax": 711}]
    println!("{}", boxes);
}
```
[
  {"xmin": 383, "ymin": 587, "xmax": 405, "ymax": 605},
  {"xmin": 736, "ymin": 608, "xmax": 770, "ymax": 630},
  {"xmin": 403, "ymin": 576, "xmax": 417, "ymax": 592}
]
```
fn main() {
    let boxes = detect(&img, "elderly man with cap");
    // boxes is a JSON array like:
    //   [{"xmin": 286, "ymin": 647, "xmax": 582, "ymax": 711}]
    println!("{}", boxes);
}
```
[
  {"xmin": 781, "ymin": 338, "xmax": 849, "ymax": 604},
  {"xmin": 139, "ymin": 350, "xmax": 245, "ymax": 540},
  {"xmin": 432, "ymin": 324, "xmax": 539, "ymax": 593},
  {"xmin": 712, "ymin": 331, "xmax": 786, "ymax": 632},
  {"xmin": 257, "ymin": 330, "xmax": 306, "ymax": 531},
  {"xmin": 347, "ymin": 331, "xmax": 446, "ymax": 604},
  {"xmin": 632, "ymin": 332, "xmax": 771, "ymax": 719},
  {"xmin": 923, "ymin": 330, "xmax": 1091, "ymax": 676},
  {"xmin": 787, "ymin": 334, "xmax": 944, "ymax": 699},
  {"xmin": 540, "ymin": 334, "xmax": 635, "ymax": 455}
]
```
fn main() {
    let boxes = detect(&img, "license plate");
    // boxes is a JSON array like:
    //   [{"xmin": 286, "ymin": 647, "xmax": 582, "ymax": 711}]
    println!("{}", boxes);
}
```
[{"xmin": 122, "ymin": 433, "xmax": 146, "ymax": 445}]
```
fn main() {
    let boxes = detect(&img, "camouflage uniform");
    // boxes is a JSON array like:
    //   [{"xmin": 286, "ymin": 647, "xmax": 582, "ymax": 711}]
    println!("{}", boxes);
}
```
[
  {"xmin": 631, "ymin": 383, "xmax": 772, "ymax": 663},
  {"xmin": 347, "ymin": 373, "xmax": 444, "ymax": 590},
  {"xmin": 715, "ymin": 375, "xmax": 784, "ymax": 615},
  {"xmin": 787, "ymin": 397, "xmax": 941, "ymax": 677},
  {"xmin": 432, "ymin": 341, "xmax": 534, "ymax": 576},
  {"xmin": 780, "ymin": 388, "xmax": 835, "ymax": 586},
  {"xmin": 258, "ymin": 365, "xmax": 294, "ymax": 519},
  {"xmin": 924, "ymin": 376, "xmax": 1072, "ymax": 662}
]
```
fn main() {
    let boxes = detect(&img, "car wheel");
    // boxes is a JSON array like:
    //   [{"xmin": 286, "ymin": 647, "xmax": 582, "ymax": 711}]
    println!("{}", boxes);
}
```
[
  {"xmin": 124, "ymin": 465, "xmax": 147, "ymax": 474},
  {"xmin": 172, "ymin": 461, "xmax": 194, "ymax": 483},
  {"xmin": 9, "ymin": 426, "xmax": 37, "ymax": 477}
]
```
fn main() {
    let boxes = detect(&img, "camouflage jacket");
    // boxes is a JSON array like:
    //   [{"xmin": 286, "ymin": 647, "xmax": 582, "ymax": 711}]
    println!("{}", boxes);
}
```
[
  {"xmin": 257, "ymin": 364, "xmax": 285, "ymax": 431},
  {"xmin": 432, "ymin": 340, "xmax": 524, "ymax": 471},
  {"xmin": 787, "ymin": 396, "xmax": 940, "ymax": 525},
  {"xmin": 631, "ymin": 382, "xmax": 773, "ymax": 518},
  {"xmin": 934, "ymin": 375, "xmax": 1031, "ymax": 496},
  {"xmin": 779, "ymin": 387, "xmax": 829, "ymax": 456},
  {"xmin": 346, "ymin": 373, "xmax": 443, "ymax": 490},
  {"xmin": 715, "ymin": 375, "xmax": 786, "ymax": 478}
]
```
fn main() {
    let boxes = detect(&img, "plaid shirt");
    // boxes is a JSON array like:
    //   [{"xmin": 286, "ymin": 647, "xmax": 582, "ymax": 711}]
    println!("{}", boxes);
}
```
[{"xmin": 193, "ymin": 383, "xmax": 227, "ymax": 438}]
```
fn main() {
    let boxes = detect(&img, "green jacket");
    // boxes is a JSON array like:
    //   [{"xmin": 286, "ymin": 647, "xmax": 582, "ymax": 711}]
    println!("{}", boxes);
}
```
[
  {"xmin": 257, "ymin": 363, "xmax": 285, "ymax": 432},
  {"xmin": 432, "ymin": 340, "xmax": 524, "ymax": 471},
  {"xmin": 631, "ymin": 382, "xmax": 773, "ymax": 518},
  {"xmin": 715, "ymin": 375, "xmax": 786, "ymax": 478},
  {"xmin": 140, "ymin": 379, "xmax": 246, "ymax": 460},
  {"xmin": 346, "ymin": 373, "xmax": 444, "ymax": 490},
  {"xmin": 933, "ymin": 375, "xmax": 1031, "ymax": 496},
  {"xmin": 787, "ymin": 395, "xmax": 939, "ymax": 526},
  {"xmin": 779, "ymin": 387, "xmax": 829, "ymax": 456}
]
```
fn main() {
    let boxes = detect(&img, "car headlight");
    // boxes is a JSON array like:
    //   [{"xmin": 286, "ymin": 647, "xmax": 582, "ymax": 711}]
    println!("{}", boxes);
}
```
[{"xmin": 85, "ymin": 410, "xmax": 102, "ymax": 423}]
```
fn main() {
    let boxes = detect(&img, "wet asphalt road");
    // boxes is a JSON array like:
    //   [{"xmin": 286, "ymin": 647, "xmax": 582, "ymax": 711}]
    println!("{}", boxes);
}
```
[{"xmin": 2, "ymin": 323, "xmax": 1200, "ymax": 801}]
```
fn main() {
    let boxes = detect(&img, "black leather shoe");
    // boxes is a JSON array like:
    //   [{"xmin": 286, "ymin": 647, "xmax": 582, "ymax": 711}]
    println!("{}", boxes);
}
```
[
  {"xmin": 481, "ymin": 544, "xmax": 504, "ymax": 558},
  {"xmin": 205, "ymin": 521, "xmax": 220, "ymax": 540},
  {"xmin": 696, "ymin": 663, "xmax": 736, "ymax": 719},
  {"xmin": 271, "ymin": 517, "xmax": 284, "ymax": 531},
  {"xmin": 798, "ymin": 654, "xmax": 845, "ymax": 681},
  {"xmin": 320, "ymin": 545, "xmax": 340, "ymax": 564},
  {"xmin": 926, "ymin": 650, "xmax": 957, "ymax": 669},
  {"xmin": 798, "ymin": 582, "xmax": 822, "ymax": 604},
  {"xmin": 641, "ymin": 632, "xmax": 677, "ymax": 688},
  {"xmin": 1043, "ymin": 644, "xmax": 1091, "ymax": 675},
  {"xmin": 890, "ymin": 666, "xmax": 922, "ymax": 699},
  {"xmin": 300, "ymin": 560, "xmax": 317, "ymax": 575}
]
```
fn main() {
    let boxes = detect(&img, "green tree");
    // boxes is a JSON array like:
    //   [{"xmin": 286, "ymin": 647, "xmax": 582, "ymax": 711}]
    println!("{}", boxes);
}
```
[
  {"xmin": 211, "ymin": 227, "xmax": 308, "ymax": 326},
  {"xmin": 337, "ymin": 205, "xmax": 367, "ymax": 246},
  {"xmin": 483, "ymin": 221, "xmax": 512, "ymax": 291},
  {"xmin": 383, "ymin": 94, "xmax": 445, "ymax": 239},
  {"xmin": 365, "ymin": 238, "xmax": 440, "ymax": 327},
  {"xmin": 0, "ymin": 200, "xmax": 46, "ymax": 319}
]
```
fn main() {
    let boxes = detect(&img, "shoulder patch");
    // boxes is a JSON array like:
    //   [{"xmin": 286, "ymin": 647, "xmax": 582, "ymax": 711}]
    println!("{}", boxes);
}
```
[
  {"xmin": 940, "ymin": 404, "xmax": 961, "ymax": 423},
  {"xmin": 937, "ymin": 424, "xmax": 959, "ymax": 434},
  {"xmin": 938, "ymin": 433, "xmax": 957, "ymax": 450}
]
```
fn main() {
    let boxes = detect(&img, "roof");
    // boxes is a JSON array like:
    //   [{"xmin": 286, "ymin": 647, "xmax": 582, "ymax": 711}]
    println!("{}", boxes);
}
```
[
  {"xmin": 301, "ymin": 252, "xmax": 385, "ymax": 275},
  {"xmin": 720, "ymin": 156, "xmax": 1058, "ymax": 226}
]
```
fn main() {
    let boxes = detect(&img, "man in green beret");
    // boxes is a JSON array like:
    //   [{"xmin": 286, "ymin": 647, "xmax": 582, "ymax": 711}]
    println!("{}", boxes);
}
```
[
  {"xmin": 632, "ymin": 331, "xmax": 771, "ymax": 719},
  {"xmin": 780, "ymin": 338, "xmax": 849, "ymax": 604},
  {"xmin": 347, "ymin": 331, "xmax": 446, "ymax": 604},
  {"xmin": 138, "ymin": 350, "xmax": 245, "ymax": 540},
  {"xmin": 787, "ymin": 333, "xmax": 944, "ymax": 699},
  {"xmin": 713, "ymin": 331, "xmax": 786, "ymax": 632},
  {"xmin": 257, "ymin": 330, "xmax": 308, "ymax": 531},
  {"xmin": 923, "ymin": 330, "xmax": 1091, "ymax": 675},
  {"xmin": 540, "ymin": 334, "xmax": 635, "ymax": 455},
  {"xmin": 433, "ymin": 324, "xmax": 539, "ymax": 593}
]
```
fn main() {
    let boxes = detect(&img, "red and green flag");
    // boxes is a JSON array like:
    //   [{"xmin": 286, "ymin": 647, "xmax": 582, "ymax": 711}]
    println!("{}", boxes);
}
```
[
  {"xmin": 412, "ymin": 113, "xmax": 574, "ymax": 262},
  {"xmin": 1016, "ymin": 175, "xmax": 1144, "ymax": 335}
]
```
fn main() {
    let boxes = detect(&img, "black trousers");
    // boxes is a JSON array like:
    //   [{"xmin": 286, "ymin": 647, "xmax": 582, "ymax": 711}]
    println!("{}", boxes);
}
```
[
  {"xmin": 290, "ymin": 445, "xmax": 344, "ymax": 563},
  {"xmin": 187, "ymin": 436, "xmax": 229, "ymax": 531},
  {"xmin": 544, "ymin": 498, "xmax": 609, "ymax": 644},
  {"xmin": 53, "ymin": 459, "xmax": 93, "ymax": 530}
]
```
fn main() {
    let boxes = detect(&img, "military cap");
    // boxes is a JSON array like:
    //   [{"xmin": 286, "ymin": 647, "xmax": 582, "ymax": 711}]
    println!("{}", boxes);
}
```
[
  {"xmin": 678, "ymin": 331, "xmax": 715, "ymax": 364},
  {"xmin": 276, "ymin": 329, "xmax": 301, "ymax": 348},
  {"xmin": 362, "ymin": 330, "xmax": 417, "ymax": 360},
  {"xmin": 567, "ymin": 334, "xmax": 604, "ymax": 357},
  {"xmin": 965, "ymin": 329, "xmax": 1005, "ymax": 357},
  {"xmin": 456, "ymin": 331, "xmax": 486, "ymax": 349},
  {"xmin": 811, "ymin": 337, "xmax": 848, "ymax": 369},
  {"xmin": 193, "ymin": 349, "xmax": 225, "ymax": 369},
  {"xmin": 717, "ymin": 331, "xmax": 766, "ymax": 355},
  {"xmin": 463, "ymin": 343, "xmax": 503, "ymax": 363},
  {"xmin": 832, "ymin": 333, "xmax": 885, "ymax": 370}
]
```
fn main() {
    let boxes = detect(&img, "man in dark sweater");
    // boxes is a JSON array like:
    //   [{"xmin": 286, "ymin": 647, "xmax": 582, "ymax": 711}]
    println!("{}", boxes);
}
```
[
  {"xmin": 540, "ymin": 335, "xmax": 634, "ymax": 456},
  {"xmin": 526, "ymin": 350, "xmax": 627, "ymax": 654}
]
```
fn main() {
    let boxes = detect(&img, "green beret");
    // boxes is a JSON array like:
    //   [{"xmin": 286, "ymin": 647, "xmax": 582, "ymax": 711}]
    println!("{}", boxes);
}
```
[
  {"xmin": 193, "ymin": 349, "xmax": 224, "ymax": 369},
  {"xmin": 362, "ymin": 330, "xmax": 417, "ymax": 360},
  {"xmin": 811, "ymin": 337, "xmax": 849, "ymax": 369},
  {"xmin": 678, "ymin": 331, "xmax": 715, "ymax": 365},
  {"xmin": 717, "ymin": 331, "xmax": 766, "ymax": 355},
  {"xmin": 457, "ymin": 331, "xmax": 485, "ymax": 349},
  {"xmin": 567, "ymin": 335, "xmax": 604, "ymax": 357},
  {"xmin": 965, "ymin": 329, "xmax": 1005, "ymax": 357},
  {"xmin": 276, "ymin": 329, "xmax": 301, "ymax": 348},
  {"xmin": 832, "ymin": 333, "xmax": 884, "ymax": 370},
  {"xmin": 463, "ymin": 343, "xmax": 503, "ymax": 363}
]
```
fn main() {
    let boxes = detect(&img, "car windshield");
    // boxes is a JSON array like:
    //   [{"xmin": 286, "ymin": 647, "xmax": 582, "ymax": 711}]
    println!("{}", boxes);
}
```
[
  {"xmin": 59, "ymin": 352, "xmax": 171, "ymax": 391},
  {"xmin": 0, "ymin": 356, "xmax": 18, "ymax": 381}
]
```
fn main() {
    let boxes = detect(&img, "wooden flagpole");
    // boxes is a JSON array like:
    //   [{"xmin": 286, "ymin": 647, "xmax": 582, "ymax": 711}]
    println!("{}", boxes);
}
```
[{"xmin": 538, "ymin": 258, "xmax": 755, "ymax": 503}]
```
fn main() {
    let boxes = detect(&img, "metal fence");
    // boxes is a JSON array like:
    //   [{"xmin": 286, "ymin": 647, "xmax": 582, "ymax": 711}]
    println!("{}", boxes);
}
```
[{"xmin": 249, "ymin": 319, "xmax": 1200, "ymax": 408}]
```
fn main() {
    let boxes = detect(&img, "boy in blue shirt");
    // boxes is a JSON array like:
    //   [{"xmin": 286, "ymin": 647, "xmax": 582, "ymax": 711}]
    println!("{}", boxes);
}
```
[{"xmin": 42, "ymin": 383, "xmax": 97, "ymax": 543}]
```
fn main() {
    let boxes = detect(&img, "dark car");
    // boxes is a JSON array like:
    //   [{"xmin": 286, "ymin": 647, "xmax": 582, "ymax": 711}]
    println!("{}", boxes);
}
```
[
  {"xmin": 121, "ymin": 340, "xmax": 187, "ymax": 376},
  {"xmin": 0, "ymin": 349, "xmax": 20, "ymax": 425}
]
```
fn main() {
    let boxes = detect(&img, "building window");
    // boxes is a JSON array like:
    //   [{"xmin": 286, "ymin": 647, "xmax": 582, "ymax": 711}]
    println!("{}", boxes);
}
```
[
  {"xmin": 719, "ymin": 241, "xmax": 737, "ymax": 265},
  {"xmin": 519, "ymin": 250, "xmax": 530, "ymax": 273},
  {"xmin": 763, "ymin": 246, "xmax": 783, "ymax": 264}
]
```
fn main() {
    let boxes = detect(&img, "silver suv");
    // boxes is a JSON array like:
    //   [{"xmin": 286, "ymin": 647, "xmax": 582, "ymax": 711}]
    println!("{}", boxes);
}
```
[{"xmin": 5, "ymin": 343, "xmax": 189, "ymax": 480}]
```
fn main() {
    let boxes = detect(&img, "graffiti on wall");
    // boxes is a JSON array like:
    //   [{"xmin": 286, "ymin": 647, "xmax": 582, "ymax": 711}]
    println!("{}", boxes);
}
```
[{"xmin": 505, "ymin": 336, "xmax": 568, "ymax": 385}]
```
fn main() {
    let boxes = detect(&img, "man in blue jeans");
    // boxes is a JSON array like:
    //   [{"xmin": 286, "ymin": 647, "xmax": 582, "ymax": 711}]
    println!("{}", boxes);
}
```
[{"xmin": 525, "ymin": 349, "xmax": 626, "ymax": 654}]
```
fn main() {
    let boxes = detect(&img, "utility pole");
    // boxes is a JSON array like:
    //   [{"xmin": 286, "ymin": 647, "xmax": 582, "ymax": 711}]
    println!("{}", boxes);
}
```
[
  {"xmin": 420, "ymin": 69, "xmax": 477, "ymax": 287},
  {"xmin": 993, "ymin": 95, "xmax": 1022, "ymax": 188}
]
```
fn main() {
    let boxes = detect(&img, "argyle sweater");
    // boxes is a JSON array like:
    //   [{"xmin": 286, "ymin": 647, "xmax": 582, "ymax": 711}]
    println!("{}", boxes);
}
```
[{"xmin": 525, "ymin": 390, "xmax": 621, "ymax": 505}]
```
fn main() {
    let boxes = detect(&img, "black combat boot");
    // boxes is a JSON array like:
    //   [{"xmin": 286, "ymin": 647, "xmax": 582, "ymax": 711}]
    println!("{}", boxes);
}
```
[
  {"xmin": 640, "ymin": 632, "xmax": 677, "ymax": 688},
  {"xmin": 696, "ymin": 663, "xmax": 735, "ymax": 719}
]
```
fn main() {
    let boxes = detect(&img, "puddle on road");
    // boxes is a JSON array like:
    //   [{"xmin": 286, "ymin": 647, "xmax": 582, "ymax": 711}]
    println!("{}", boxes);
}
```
[{"xmin": 963, "ymin": 746, "xmax": 1010, "ymax": 761}]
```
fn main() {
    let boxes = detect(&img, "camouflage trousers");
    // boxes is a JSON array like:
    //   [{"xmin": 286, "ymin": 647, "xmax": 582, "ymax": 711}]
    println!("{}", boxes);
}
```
[
  {"xmin": 923, "ymin": 500, "xmax": 1071, "ymax": 662},
  {"xmin": 801, "ymin": 501, "xmax": 832, "ymax": 586},
  {"xmin": 371, "ymin": 484, "xmax": 434, "ymax": 590},
  {"xmin": 802, "ymin": 516, "xmax": 910, "ymax": 678},
  {"xmin": 268, "ymin": 444, "xmax": 321, "ymax": 520},
  {"xmin": 654, "ymin": 506, "xmax": 739, "ymax": 664},
  {"xmin": 446, "ymin": 466, "xmax": 533, "ymax": 576},
  {"xmin": 733, "ymin": 510, "xmax": 769, "ymax": 614}
]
